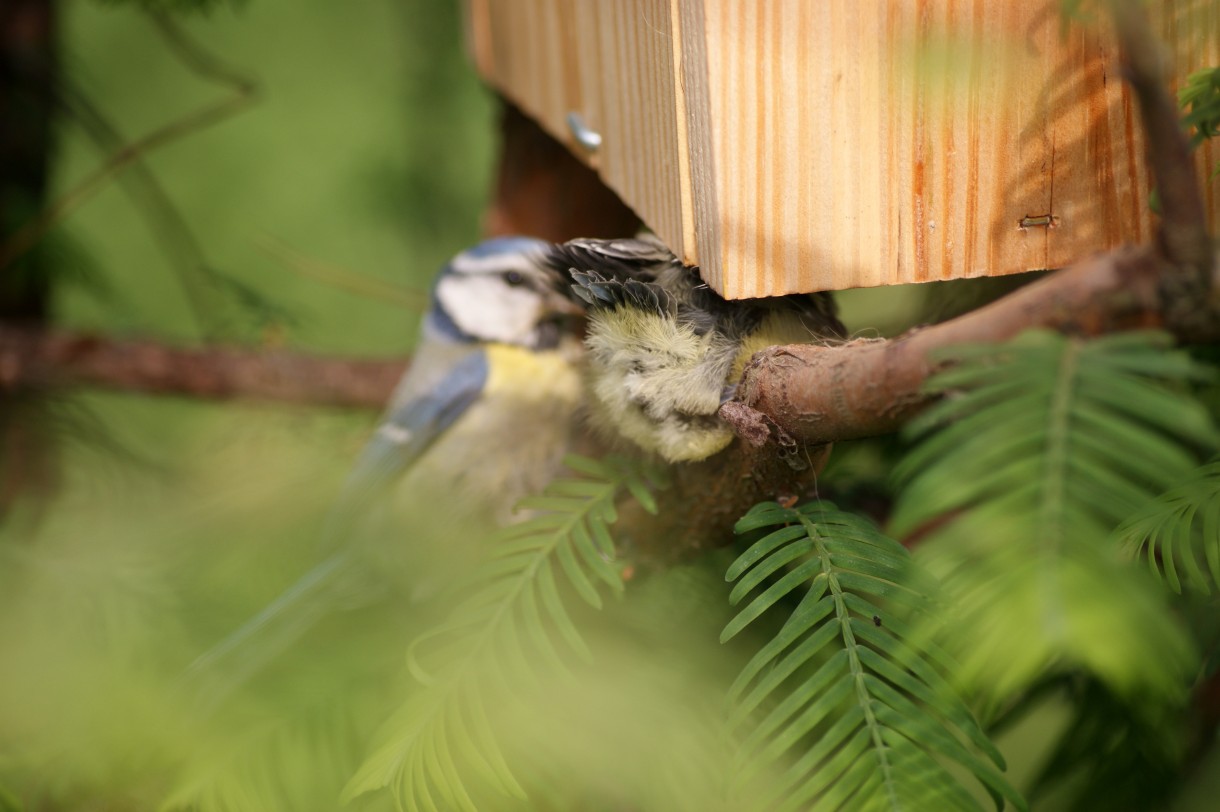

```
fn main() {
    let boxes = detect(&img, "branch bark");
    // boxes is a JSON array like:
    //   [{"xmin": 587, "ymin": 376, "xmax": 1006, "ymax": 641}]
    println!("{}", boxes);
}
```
[
  {"xmin": 0, "ymin": 326, "xmax": 404, "ymax": 409},
  {"xmin": 731, "ymin": 244, "xmax": 1216, "ymax": 446}
]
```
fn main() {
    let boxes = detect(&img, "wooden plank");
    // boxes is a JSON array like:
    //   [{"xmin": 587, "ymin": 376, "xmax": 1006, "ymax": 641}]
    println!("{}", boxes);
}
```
[
  {"xmin": 577, "ymin": 0, "xmax": 687, "ymax": 260},
  {"xmin": 469, "ymin": 0, "xmax": 1220, "ymax": 298},
  {"xmin": 681, "ymin": 0, "xmax": 1152, "ymax": 297},
  {"xmin": 468, "ymin": 0, "xmax": 688, "ymax": 261}
]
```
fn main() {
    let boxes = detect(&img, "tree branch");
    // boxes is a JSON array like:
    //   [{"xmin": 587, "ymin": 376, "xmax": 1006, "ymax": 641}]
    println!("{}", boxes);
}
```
[
  {"xmin": 0, "ymin": 325, "xmax": 403, "ymax": 409},
  {"xmin": 730, "ymin": 245, "xmax": 1217, "ymax": 445}
]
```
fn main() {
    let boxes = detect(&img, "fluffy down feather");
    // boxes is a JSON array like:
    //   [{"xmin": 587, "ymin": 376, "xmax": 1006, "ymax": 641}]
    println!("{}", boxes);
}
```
[{"xmin": 551, "ymin": 237, "xmax": 844, "ymax": 462}]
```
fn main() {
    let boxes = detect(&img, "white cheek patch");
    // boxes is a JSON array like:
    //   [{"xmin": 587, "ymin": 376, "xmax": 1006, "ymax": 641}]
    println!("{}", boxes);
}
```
[{"xmin": 436, "ymin": 276, "xmax": 542, "ymax": 345}]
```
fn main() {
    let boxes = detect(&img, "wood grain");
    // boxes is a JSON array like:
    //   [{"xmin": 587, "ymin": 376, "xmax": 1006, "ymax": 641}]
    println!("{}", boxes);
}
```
[
  {"xmin": 470, "ymin": 0, "xmax": 689, "ymax": 261},
  {"xmin": 467, "ymin": 1, "xmax": 1220, "ymax": 298}
]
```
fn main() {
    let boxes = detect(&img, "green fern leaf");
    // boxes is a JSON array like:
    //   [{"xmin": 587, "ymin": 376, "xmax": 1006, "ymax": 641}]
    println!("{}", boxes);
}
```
[
  {"xmin": 1115, "ymin": 460, "xmax": 1220, "ymax": 594},
  {"xmin": 723, "ymin": 501, "xmax": 1025, "ymax": 812},
  {"xmin": 341, "ymin": 455, "xmax": 659, "ymax": 811},
  {"xmin": 893, "ymin": 331, "xmax": 1213, "ymax": 702}
]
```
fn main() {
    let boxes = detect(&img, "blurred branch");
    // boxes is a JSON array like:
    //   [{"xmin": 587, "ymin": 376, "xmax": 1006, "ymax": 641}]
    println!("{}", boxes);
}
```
[
  {"xmin": 1110, "ymin": 0, "xmax": 1210, "ymax": 273},
  {"xmin": 618, "ymin": 443, "xmax": 830, "ymax": 567},
  {"xmin": 726, "ymin": 0, "xmax": 1218, "ymax": 451},
  {"xmin": 0, "ymin": 326, "xmax": 404, "ymax": 409}
]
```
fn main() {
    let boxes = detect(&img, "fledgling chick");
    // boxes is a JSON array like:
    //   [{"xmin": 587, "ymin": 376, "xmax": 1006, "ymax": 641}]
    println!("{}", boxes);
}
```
[
  {"xmin": 186, "ymin": 236, "xmax": 586, "ymax": 703},
  {"xmin": 547, "ymin": 236, "xmax": 844, "ymax": 463}
]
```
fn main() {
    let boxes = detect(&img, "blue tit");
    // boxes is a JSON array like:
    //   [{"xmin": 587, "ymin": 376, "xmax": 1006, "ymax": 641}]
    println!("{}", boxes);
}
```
[
  {"xmin": 548, "ymin": 236, "xmax": 844, "ymax": 463},
  {"xmin": 186, "ymin": 236, "xmax": 585, "ymax": 701},
  {"xmin": 369, "ymin": 236, "xmax": 585, "ymax": 524}
]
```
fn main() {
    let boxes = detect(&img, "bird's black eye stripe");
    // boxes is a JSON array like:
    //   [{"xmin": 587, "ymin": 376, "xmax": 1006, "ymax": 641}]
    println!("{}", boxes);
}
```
[{"xmin": 503, "ymin": 270, "xmax": 525, "ymax": 287}]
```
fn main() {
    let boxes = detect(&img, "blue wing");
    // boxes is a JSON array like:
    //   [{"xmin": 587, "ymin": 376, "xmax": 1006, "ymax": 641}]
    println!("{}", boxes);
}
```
[
  {"xmin": 184, "ymin": 350, "xmax": 490, "ymax": 708},
  {"xmin": 325, "ymin": 350, "xmax": 490, "ymax": 532}
]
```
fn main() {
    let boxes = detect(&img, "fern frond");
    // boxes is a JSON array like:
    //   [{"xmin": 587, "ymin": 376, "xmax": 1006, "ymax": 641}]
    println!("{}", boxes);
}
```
[
  {"xmin": 723, "ymin": 501, "xmax": 1024, "ymax": 812},
  {"xmin": 893, "ymin": 331, "xmax": 1214, "ymax": 702},
  {"xmin": 1115, "ymin": 460, "xmax": 1220, "ymax": 594},
  {"xmin": 341, "ymin": 456, "xmax": 661, "ymax": 811}
]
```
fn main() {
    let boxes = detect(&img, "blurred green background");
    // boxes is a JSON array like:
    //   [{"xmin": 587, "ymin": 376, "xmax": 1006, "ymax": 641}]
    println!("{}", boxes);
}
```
[
  {"xmin": 58, "ymin": 0, "xmax": 494, "ymax": 349},
  {"xmin": 33, "ymin": 0, "xmax": 503, "ymax": 488}
]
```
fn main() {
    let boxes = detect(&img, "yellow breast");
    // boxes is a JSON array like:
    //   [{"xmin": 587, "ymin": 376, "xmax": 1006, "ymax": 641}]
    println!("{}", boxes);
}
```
[{"xmin": 483, "ymin": 344, "xmax": 583, "ymax": 406}]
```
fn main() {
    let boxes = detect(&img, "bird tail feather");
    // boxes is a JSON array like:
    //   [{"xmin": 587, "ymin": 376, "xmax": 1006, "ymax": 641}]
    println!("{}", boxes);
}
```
[{"xmin": 182, "ymin": 551, "xmax": 367, "ymax": 711}]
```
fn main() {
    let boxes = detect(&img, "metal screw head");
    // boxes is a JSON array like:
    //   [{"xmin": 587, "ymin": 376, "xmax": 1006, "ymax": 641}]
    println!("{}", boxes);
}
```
[{"xmin": 566, "ymin": 111, "xmax": 602, "ymax": 153}]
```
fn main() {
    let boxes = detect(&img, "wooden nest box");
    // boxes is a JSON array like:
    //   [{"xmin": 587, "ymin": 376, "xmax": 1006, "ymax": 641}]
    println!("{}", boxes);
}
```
[{"xmin": 464, "ymin": 1, "xmax": 1220, "ymax": 299}]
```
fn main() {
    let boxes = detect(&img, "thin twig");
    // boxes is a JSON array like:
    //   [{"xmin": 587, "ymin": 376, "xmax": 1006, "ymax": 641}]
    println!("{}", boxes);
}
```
[{"xmin": 145, "ymin": 9, "xmax": 256, "ymax": 92}]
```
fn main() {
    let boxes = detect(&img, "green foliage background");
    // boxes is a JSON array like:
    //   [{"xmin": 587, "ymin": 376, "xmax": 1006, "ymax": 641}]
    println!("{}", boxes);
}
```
[
  {"xmin": 2, "ymin": 1, "xmax": 1219, "ymax": 811},
  {"xmin": 4, "ymin": 1, "xmax": 502, "ymax": 808}
]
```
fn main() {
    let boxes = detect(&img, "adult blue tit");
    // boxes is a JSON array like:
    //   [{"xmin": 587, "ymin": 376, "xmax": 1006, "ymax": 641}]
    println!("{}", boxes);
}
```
[
  {"xmin": 547, "ymin": 236, "xmax": 844, "ymax": 463},
  {"xmin": 186, "ymin": 236, "xmax": 586, "ymax": 702},
  {"xmin": 368, "ymin": 235, "xmax": 586, "ymax": 524}
]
